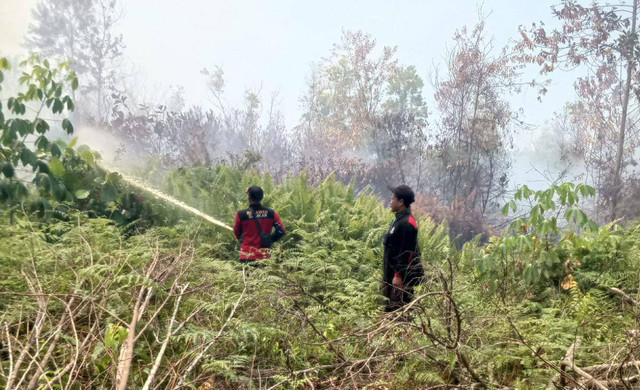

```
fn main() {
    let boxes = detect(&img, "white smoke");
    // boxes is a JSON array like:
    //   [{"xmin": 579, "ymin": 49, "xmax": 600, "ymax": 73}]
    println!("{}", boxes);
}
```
[{"xmin": 74, "ymin": 126, "xmax": 144, "ymax": 170}]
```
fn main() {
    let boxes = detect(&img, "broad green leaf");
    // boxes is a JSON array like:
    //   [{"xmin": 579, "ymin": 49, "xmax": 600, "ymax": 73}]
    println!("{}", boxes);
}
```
[
  {"xmin": 20, "ymin": 148, "xmax": 37, "ymax": 166},
  {"xmin": 49, "ymin": 157, "xmax": 65, "ymax": 177},
  {"xmin": 53, "ymin": 183, "xmax": 68, "ymax": 201},
  {"xmin": 35, "ymin": 160, "xmax": 51, "ymax": 175},
  {"xmin": 35, "ymin": 119, "xmax": 49, "ymax": 134},
  {"xmin": 564, "ymin": 208, "xmax": 576, "ymax": 224},
  {"xmin": 63, "ymin": 96, "xmax": 75, "ymax": 111},
  {"xmin": 576, "ymin": 209, "xmax": 587, "ymax": 225},
  {"xmin": 501, "ymin": 202, "xmax": 510, "ymax": 216},
  {"xmin": 1, "ymin": 163, "xmax": 14, "ymax": 178},
  {"xmin": 75, "ymin": 189, "xmax": 90, "ymax": 199},
  {"xmin": 50, "ymin": 143, "xmax": 61, "ymax": 158},
  {"xmin": 62, "ymin": 118, "xmax": 74, "ymax": 134},
  {"xmin": 52, "ymin": 99, "xmax": 64, "ymax": 114},
  {"xmin": 9, "ymin": 120, "xmax": 21, "ymax": 140},
  {"xmin": 35, "ymin": 172, "xmax": 52, "ymax": 191},
  {"xmin": 0, "ymin": 58, "xmax": 11, "ymax": 70},
  {"xmin": 80, "ymin": 149, "xmax": 94, "ymax": 164},
  {"xmin": 514, "ymin": 187, "xmax": 523, "ymax": 201},
  {"xmin": 100, "ymin": 183, "xmax": 117, "ymax": 204},
  {"xmin": 502, "ymin": 200, "xmax": 516, "ymax": 215},
  {"xmin": 36, "ymin": 135, "xmax": 49, "ymax": 150}
]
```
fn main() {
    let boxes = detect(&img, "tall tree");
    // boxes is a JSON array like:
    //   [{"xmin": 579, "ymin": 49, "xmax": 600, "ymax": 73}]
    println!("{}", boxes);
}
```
[
  {"xmin": 375, "ymin": 65, "xmax": 431, "ymax": 191},
  {"xmin": 371, "ymin": 112, "xmax": 430, "ymax": 191},
  {"xmin": 297, "ymin": 30, "xmax": 431, "ymax": 189},
  {"xmin": 383, "ymin": 65, "xmax": 429, "ymax": 119},
  {"xmin": 26, "ymin": 0, "xmax": 124, "ymax": 124},
  {"xmin": 433, "ymin": 20, "xmax": 518, "ymax": 218},
  {"xmin": 297, "ymin": 31, "xmax": 398, "ymax": 157},
  {"xmin": 517, "ymin": 0, "xmax": 640, "ymax": 220}
]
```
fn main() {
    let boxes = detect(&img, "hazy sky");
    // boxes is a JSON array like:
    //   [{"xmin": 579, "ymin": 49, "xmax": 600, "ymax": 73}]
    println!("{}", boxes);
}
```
[
  {"xmin": 0, "ymin": 0, "xmax": 584, "ymax": 189},
  {"xmin": 0, "ymin": 0, "xmax": 36, "ymax": 54},
  {"xmin": 0, "ymin": 0, "xmax": 573, "ymax": 128},
  {"xmin": 117, "ymin": 0, "xmax": 572, "ymax": 128}
]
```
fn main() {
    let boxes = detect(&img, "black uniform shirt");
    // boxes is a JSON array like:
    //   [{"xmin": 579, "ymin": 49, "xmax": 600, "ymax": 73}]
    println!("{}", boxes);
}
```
[{"xmin": 383, "ymin": 208, "xmax": 419, "ymax": 280}]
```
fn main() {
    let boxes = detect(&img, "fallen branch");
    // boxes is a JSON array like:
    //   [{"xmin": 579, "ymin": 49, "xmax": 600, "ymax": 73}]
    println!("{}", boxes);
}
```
[
  {"xmin": 558, "ymin": 340, "xmax": 580, "ymax": 388},
  {"xmin": 3, "ymin": 322, "xmax": 14, "ymax": 383},
  {"xmin": 26, "ymin": 294, "xmax": 78, "ymax": 390},
  {"xmin": 264, "ymin": 345, "xmax": 434, "ymax": 390},
  {"xmin": 581, "ymin": 360, "xmax": 640, "ymax": 376},
  {"xmin": 585, "ymin": 374, "xmax": 640, "ymax": 389},
  {"xmin": 567, "ymin": 364, "xmax": 609, "ymax": 390},
  {"xmin": 115, "ymin": 253, "xmax": 160, "ymax": 390},
  {"xmin": 46, "ymin": 320, "xmax": 100, "ymax": 387},
  {"xmin": 610, "ymin": 288, "xmax": 640, "ymax": 307},
  {"xmin": 142, "ymin": 283, "xmax": 189, "ymax": 390},
  {"xmin": 5, "ymin": 275, "xmax": 47, "ymax": 389},
  {"xmin": 558, "ymin": 340, "xmax": 607, "ymax": 390},
  {"xmin": 115, "ymin": 283, "xmax": 148, "ymax": 390}
]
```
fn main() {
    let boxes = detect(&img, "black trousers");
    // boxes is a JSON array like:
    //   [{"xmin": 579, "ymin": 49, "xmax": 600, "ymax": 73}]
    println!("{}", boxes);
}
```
[{"xmin": 383, "ymin": 282, "xmax": 414, "ymax": 312}]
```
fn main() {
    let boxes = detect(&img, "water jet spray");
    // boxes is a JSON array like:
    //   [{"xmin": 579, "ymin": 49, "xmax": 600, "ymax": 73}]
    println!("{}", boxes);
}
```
[{"xmin": 97, "ymin": 162, "xmax": 233, "ymax": 231}]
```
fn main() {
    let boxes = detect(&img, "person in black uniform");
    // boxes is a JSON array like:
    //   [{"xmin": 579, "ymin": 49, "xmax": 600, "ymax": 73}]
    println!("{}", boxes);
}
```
[{"xmin": 383, "ymin": 185, "xmax": 421, "ymax": 312}]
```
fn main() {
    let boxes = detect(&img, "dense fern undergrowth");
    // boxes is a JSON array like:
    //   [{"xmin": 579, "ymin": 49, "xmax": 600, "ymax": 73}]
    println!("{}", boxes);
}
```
[{"xmin": 2, "ymin": 165, "xmax": 640, "ymax": 389}]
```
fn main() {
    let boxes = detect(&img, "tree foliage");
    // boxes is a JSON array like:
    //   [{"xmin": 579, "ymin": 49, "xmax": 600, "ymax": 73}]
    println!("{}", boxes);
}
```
[
  {"xmin": 27, "ymin": 0, "xmax": 124, "ymax": 123},
  {"xmin": 517, "ymin": 0, "xmax": 640, "ymax": 221},
  {"xmin": 0, "ymin": 57, "xmax": 78, "ymax": 219},
  {"xmin": 433, "ymin": 20, "xmax": 519, "ymax": 220}
]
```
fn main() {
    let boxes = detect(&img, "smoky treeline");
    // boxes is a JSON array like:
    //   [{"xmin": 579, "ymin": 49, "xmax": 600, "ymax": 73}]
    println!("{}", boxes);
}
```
[{"xmin": 24, "ymin": 0, "xmax": 640, "ymax": 239}]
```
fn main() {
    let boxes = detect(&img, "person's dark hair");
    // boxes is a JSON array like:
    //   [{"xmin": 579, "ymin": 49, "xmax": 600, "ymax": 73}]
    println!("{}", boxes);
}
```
[
  {"xmin": 387, "ymin": 184, "xmax": 415, "ymax": 206},
  {"xmin": 247, "ymin": 185, "xmax": 264, "ymax": 202}
]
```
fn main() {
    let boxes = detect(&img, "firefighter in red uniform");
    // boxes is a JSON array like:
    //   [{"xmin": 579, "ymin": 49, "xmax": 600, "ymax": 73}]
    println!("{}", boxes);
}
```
[{"xmin": 233, "ymin": 186, "xmax": 286, "ymax": 264}]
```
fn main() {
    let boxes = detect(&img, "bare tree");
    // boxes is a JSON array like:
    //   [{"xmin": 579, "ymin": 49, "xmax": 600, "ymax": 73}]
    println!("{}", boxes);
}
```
[
  {"xmin": 432, "ymin": 19, "xmax": 518, "ymax": 219},
  {"xmin": 517, "ymin": 0, "xmax": 640, "ymax": 220}
]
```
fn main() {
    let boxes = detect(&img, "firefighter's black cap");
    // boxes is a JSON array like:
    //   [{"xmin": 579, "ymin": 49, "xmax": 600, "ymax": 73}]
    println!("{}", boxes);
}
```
[
  {"xmin": 247, "ymin": 185, "xmax": 264, "ymax": 201},
  {"xmin": 387, "ymin": 184, "xmax": 415, "ymax": 206}
]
